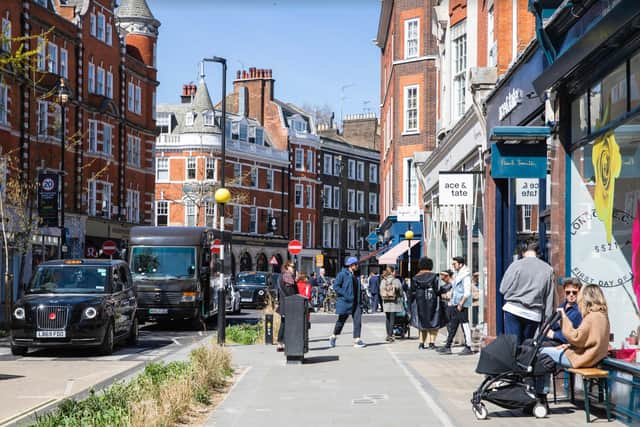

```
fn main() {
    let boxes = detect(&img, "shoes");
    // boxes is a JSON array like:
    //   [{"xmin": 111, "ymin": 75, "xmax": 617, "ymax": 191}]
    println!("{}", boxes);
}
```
[
  {"xmin": 353, "ymin": 339, "xmax": 366, "ymax": 348},
  {"xmin": 329, "ymin": 336, "xmax": 336, "ymax": 348},
  {"xmin": 437, "ymin": 346, "xmax": 452, "ymax": 355},
  {"xmin": 458, "ymin": 346, "xmax": 474, "ymax": 356},
  {"xmin": 276, "ymin": 344, "xmax": 284, "ymax": 352},
  {"xmin": 428, "ymin": 343, "xmax": 436, "ymax": 350},
  {"xmin": 386, "ymin": 336, "xmax": 395, "ymax": 342},
  {"xmin": 418, "ymin": 343, "xmax": 425, "ymax": 350}
]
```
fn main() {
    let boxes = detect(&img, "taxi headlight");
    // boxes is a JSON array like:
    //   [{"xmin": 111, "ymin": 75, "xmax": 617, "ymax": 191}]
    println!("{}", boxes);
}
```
[
  {"xmin": 13, "ymin": 307, "xmax": 25, "ymax": 320},
  {"xmin": 258, "ymin": 289, "xmax": 265, "ymax": 296},
  {"xmin": 84, "ymin": 307, "xmax": 98, "ymax": 319}
]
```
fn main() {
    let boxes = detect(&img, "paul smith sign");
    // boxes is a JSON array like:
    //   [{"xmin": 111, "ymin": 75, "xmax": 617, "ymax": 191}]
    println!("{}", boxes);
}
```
[{"xmin": 498, "ymin": 88, "xmax": 523, "ymax": 121}]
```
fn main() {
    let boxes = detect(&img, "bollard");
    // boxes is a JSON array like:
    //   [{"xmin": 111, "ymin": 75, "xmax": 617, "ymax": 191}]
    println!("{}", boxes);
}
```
[
  {"xmin": 217, "ymin": 286, "xmax": 226, "ymax": 345},
  {"xmin": 264, "ymin": 313, "xmax": 274, "ymax": 345}
]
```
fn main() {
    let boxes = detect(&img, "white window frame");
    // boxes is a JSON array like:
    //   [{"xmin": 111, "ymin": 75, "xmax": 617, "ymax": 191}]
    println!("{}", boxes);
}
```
[
  {"xmin": 356, "ymin": 161, "xmax": 364, "ymax": 181},
  {"xmin": 203, "ymin": 111, "xmax": 215, "ymax": 126},
  {"xmin": 250, "ymin": 167, "xmax": 258, "ymax": 188},
  {"xmin": 266, "ymin": 169, "xmax": 274, "ymax": 190},
  {"xmin": 249, "ymin": 207, "xmax": 257, "ymax": 233},
  {"xmin": 37, "ymin": 100, "xmax": 48, "ymax": 136},
  {"xmin": 521, "ymin": 205, "xmax": 535, "ymax": 232},
  {"xmin": 404, "ymin": 85, "xmax": 418, "ymax": 133},
  {"xmin": 156, "ymin": 157, "xmax": 169, "ymax": 181},
  {"xmin": 0, "ymin": 83, "xmax": 8, "ymax": 125},
  {"xmin": 356, "ymin": 191, "xmax": 364, "ymax": 213},
  {"xmin": 204, "ymin": 201, "xmax": 216, "ymax": 227},
  {"xmin": 156, "ymin": 200, "xmax": 168, "ymax": 226},
  {"xmin": 97, "ymin": 13, "xmax": 105, "ymax": 41},
  {"xmin": 323, "ymin": 221, "xmax": 332, "ymax": 248},
  {"xmin": 205, "ymin": 157, "xmax": 216, "ymax": 181},
  {"xmin": 106, "ymin": 22, "xmax": 112, "ymax": 46},
  {"xmin": 294, "ymin": 148, "xmax": 304, "ymax": 171},
  {"xmin": 135, "ymin": 85, "xmax": 141, "ymax": 115},
  {"xmin": 369, "ymin": 193, "xmax": 378, "ymax": 215},
  {"xmin": 452, "ymin": 20, "xmax": 468, "ymax": 119},
  {"xmin": 347, "ymin": 221, "xmax": 355, "ymax": 249},
  {"xmin": 348, "ymin": 159, "xmax": 356, "ymax": 179},
  {"xmin": 186, "ymin": 157, "xmax": 196, "ymax": 180},
  {"xmin": 87, "ymin": 180, "xmax": 97, "ymax": 216},
  {"xmin": 233, "ymin": 205, "xmax": 241, "ymax": 232},
  {"xmin": 101, "ymin": 182, "xmax": 112, "ymax": 219},
  {"xmin": 233, "ymin": 163, "xmax": 241, "ymax": 180},
  {"xmin": 369, "ymin": 164, "xmax": 378, "ymax": 183},
  {"xmin": 403, "ymin": 157, "xmax": 417, "ymax": 207},
  {"xmin": 88, "ymin": 62, "xmax": 95, "ymax": 93},
  {"xmin": 185, "ymin": 112, "xmax": 194, "ymax": 126},
  {"xmin": 306, "ymin": 221, "xmax": 313, "ymax": 248},
  {"xmin": 255, "ymin": 127, "xmax": 264, "ymax": 145},
  {"xmin": 128, "ymin": 82, "xmax": 135, "ymax": 112},
  {"xmin": 60, "ymin": 48, "xmax": 68, "ymax": 78},
  {"xmin": 96, "ymin": 66, "xmax": 105, "ymax": 96},
  {"xmin": 47, "ymin": 42, "xmax": 58, "ymax": 74},
  {"xmin": 88, "ymin": 120, "xmax": 98, "ymax": 151},
  {"xmin": 1, "ymin": 18, "xmax": 11, "ymax": 53},
  {"xmin": 294, "ymin": 220, "xmax": 303, "ymax": 243},
  {"xmin": 185, "ymin": 200, "xmax": 196, "ymax": 226},
  {"xmin": 333, "ymin": 187, "xmax": 340, "ymax": 210},
  {"xmin": 305, "ymin": 185, "xmax": 313, "ymax": 208},
  {"xmin": 127, "ymin": 135, "xmax": 141, "ymax": 167},
  {"xmin": 127, "ymin": 189, "xmax": 140, "ymax": 223},
  {"xmin": 347, "ymin": 189, "xmax": 355, "ymax": 212},
  {"xmin": 106, "ymin": 71, "xmax": 113, "ymax": 98},
  {"xmin": 333, "ymin": 156, "xmax": 341, "ymax": 177},
  {"xmin": 294, "ymin": 184, "xmax": 303, "ymax": 207},
  {"xmin": 306, "ymin": 150, "xmax": 314, "ymax": 173},
  {"xmin": 323, "ymin": 153, "xmax": 333, "ymax": 175},
  {"xmin": 404, "ymin": 18, "xmax": 419, "ymax": 59},
  {"xmin": 103, "ymin": 124, "xmax": 112, "ymax": 155},
  {"xmin": 37, "ymin": 37, "xmax": 46, "ymax": 71},
  {"xmin": 332, "ymin": 222, "xmax": 339, "ymax": 248},
  {"xmin": 90, "ymin": 14, "xmax": 97, "ymax": 37},
  {"xmin": 323, "ymin": 185, "xmax": 332, "ymax": 209}
]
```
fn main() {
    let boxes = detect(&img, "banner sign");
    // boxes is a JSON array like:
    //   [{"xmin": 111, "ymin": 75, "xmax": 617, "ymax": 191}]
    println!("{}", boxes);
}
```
[
  {"xmin": 490, "ymin": 141, "xmax": 547, "ymax": 178},
  {"xmin": 438, "ymin": 173, "xmax": 474, "ymax": 205},
  {"xmin": 397, "ymin": 205, "xmax": 421, "ymax": 222},
  {"xmin": 38, "ymin": 172, "xmax": 59, "ymax": 227},
  {"xmin": 515, "ymin": 177, "xmax": 551, "ymax": 205}
]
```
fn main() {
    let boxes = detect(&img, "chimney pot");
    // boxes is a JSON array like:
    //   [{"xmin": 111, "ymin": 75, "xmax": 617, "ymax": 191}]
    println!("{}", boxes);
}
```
[
  {"xmin": 236, "ymin": 70, "xmax": 241, "ymax": 79},
  {"xmin": 182, "ymin": 84, "xmax": 188, "ymax": 96},
  {"xmin": 242, "ymin": 70, "xmax": 248, "ymax": 79},
  {"xmin": 268, "ymin": 69, "xmax": 272, "ymax": 78}
]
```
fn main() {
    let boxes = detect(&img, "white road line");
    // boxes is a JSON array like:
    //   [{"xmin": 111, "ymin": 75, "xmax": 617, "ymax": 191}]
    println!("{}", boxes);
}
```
[
  {"xmin": 386, "ymin": 341, "xmax": 456, "ymax": 427},
  {"xmin": 172, "ymin": 338, "xmax": 182, "ymax": 346}
]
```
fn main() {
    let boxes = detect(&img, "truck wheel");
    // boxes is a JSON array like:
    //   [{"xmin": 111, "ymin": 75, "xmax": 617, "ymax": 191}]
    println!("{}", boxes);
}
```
[
  {"xmin": 11, "ymin": 345, "xmax": 28, "ymax": 356},
  {"xmin": 100, "ymin": 323, "xmax": 115, "ymax": 355}
]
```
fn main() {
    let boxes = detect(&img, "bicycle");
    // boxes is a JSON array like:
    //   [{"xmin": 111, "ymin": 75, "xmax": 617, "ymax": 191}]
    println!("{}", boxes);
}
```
[{"xmin": 322, "ymin": 287, "xmax": 337, "ymax": 313}]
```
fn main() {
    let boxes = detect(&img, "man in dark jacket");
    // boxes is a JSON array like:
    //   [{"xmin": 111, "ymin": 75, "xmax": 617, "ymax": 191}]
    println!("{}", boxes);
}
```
[
  {"xmin": 329, "ymin": 256, "xmax": 365, "ymax": 348},
  {"xmin": 368, "ymin": 271, "xmax": 381, "ymax": 313},
  {"xmin": 545, "ymin": 278, "xmax": 582, "ymax": 344}
]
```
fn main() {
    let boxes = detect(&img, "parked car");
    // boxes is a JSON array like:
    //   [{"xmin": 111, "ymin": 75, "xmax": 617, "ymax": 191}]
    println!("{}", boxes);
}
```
[
  {"xmin": 10, "ymin": 259, "xmax": 138, "ymax": 356},
  {"xmin": 235, "ymin": 272, "xmax": 274, "ymax": 307}
]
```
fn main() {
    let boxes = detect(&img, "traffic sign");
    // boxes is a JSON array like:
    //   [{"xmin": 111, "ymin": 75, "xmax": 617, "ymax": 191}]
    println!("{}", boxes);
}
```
[
  {"xmin": 366, "ymin": 232, "xmax": 378, "ymax": 247},
  {"xmin": 288, "ymin": 239, "xmax": 303, "ymax": 255},
  {"xmin": 210, "ymin": 239, "xmax": 222, "ymax": 254},
  {"xmin": 269, "ymin": 255, "xmax": 279, "ymax": 265},
  {"xmin": 102, "ymin": 240, "xmax": 117, "ymax": 256}
]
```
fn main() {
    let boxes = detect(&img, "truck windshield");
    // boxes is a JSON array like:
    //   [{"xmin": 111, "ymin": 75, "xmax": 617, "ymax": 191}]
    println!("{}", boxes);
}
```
[
  {"xmin": 131, "ymin": 246, "xmax": 197, "ymax": 280},
  {"xmin": 26, "ymin": 266, "xmax": 110, "ymax": 294}
]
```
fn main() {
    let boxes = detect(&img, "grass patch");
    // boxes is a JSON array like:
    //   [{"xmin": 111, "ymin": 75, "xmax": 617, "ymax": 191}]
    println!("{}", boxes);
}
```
[
  {"xmin": 225, "ymin": 323, "xmax": 262, "ymax": 345},
  {"xmin": 34, "ymin": 341, "xmax": 232, "ymax": 427}
]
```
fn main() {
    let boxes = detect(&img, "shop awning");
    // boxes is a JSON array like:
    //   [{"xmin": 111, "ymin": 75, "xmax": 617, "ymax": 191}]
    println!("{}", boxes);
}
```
[
  {"xmin": 377, "ymin": 240, "xmax": 419, "ymax": 265},
  {"xmin": 489, "ymin": 126, "xmax": 550, "ymax": 141},
  {"xmin": 359, "ymin": 246, "xmax": 387, "ymax": 264}
]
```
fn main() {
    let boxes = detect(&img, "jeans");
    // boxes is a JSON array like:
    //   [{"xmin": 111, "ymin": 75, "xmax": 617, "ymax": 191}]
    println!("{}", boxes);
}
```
[
  {"xmin": 538, "ymin": 346, "xmax": 573, "ymax": 393},
  {"xmin": 370, "ymin": 293, "xmax": 380, "ymax": 312},
  {"xmin": 385, "ymin": 312, "xmax": 396, "ymax": 337},
  {"xmin": 445, "ymin": 306, "xmax": 472, "ymax": 348},
  {"xmin": 504, "ymin": 311, "xmax": 539, "ymax": 345},
  {"xmin": 333, "ymin": 306, "xmax": 363, "ymax": 339}
]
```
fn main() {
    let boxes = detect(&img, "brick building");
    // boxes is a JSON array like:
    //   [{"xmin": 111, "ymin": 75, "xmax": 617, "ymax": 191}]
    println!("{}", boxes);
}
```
[
  {"xmin": 155, "ymin": 70, "xmax": 290, "ymax": 274},
  {"xmin": 0, "ymin": 0, "xmax": 158, "ymax": 301}
]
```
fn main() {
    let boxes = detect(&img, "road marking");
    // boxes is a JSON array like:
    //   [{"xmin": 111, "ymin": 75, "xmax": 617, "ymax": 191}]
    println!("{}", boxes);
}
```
[
  {"xmin": 172, "ymin": 338, "xmax": 182, "ymax": 346},
  {"xmin": 386, "ymin": 343, "xmax": 456, "ymax": 427},
  {"xmin": 64, "ymin": 379, "xmax": 74, "ymax": 396}
]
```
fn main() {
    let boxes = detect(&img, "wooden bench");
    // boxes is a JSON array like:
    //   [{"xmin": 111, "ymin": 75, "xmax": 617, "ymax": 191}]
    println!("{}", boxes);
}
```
[{"xmin": 566, "ymin": 367, "xmax": 612, "ymax": 423}]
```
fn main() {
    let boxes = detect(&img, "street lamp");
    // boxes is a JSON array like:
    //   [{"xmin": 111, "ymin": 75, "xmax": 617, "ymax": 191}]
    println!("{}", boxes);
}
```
[
  {"xmin": 336, "ymin": 155, "xmax": 345, "ymax": 271},
  {"xmin": 56, "ymin": 78, "xmax": 71, "ymax": 259},
  {"xmin": 404, "ymin": 228, "xmax": 414, "ymax": 280},
  {"xmin": 215, "ymin": 187, "xmax": 231, "ymax": 345}
]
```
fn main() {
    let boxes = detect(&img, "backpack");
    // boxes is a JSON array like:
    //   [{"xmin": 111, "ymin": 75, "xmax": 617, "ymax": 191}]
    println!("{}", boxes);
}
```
[{"xmin": 380, "ymin": 277, "xmax": 397, "ymax": 302}]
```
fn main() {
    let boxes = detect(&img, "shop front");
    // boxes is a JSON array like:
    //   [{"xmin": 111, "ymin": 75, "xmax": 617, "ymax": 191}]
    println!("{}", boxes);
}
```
[
  {"xmin": 231, "ymin": 235, "xmax": 288, "ymax": 275},
  {"xmin": 376, "ymin": 214, "xmax": 422, "ymax": 279}
]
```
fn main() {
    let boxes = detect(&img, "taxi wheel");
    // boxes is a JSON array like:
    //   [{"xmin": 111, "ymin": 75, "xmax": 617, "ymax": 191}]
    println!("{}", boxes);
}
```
[
  {"xmin": 100, "ymin": 323, "xmax": 114, "ymax": 355},
  {"xmin": 127, "ymin": 317, "xmax": 139, "ymax": 346},
  {"xmin": 11, "ymin": 345, "xmax": 28, "ymax": 356}
]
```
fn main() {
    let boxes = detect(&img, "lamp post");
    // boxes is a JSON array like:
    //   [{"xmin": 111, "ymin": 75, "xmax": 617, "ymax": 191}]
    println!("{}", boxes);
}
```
[
  {"xmin": 215, "ymin": 187, "xmax": 231, "ymax": 345},
  {"xmin": 356, "ymin": 216, "xmax": 366, "ymax": 267},
  {"xmin": 336, "ymin": 155, "xmax": 345, "ymax": 270},
  {"xmin": 404, "ymin": 228, "xmax": 414, "ymax": 280},
  {"xmin": 56, "ymin": 78, "xmax": 71, "ymax": 259}
]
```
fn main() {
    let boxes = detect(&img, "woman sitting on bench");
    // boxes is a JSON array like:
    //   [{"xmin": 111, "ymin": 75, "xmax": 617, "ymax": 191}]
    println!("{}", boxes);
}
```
[{"xmin": 540, "ymin": 284, "xmax": 610, "ymax": 368}]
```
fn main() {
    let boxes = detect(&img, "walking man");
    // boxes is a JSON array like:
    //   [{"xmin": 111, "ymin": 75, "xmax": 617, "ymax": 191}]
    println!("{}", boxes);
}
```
[
  {"xmin": 368, "ymin": 270, "xmax": 381, "ymax": 313},
  {"xmin": 500, "ymin": 240, "xmax": 555, "ymax": 345},
  {"xmin": 438, "ymin": 256, "xmax": 473, "ymax": 355},
  {"xmin": 329, "ymin": 256, "xmax": 366, "ymax": 348}
]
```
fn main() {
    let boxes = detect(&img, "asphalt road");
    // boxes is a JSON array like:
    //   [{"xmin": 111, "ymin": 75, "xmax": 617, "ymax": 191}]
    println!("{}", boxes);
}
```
[{"xmin": 0, "ymin": 308, "xmax": 263, "ymax": 426}]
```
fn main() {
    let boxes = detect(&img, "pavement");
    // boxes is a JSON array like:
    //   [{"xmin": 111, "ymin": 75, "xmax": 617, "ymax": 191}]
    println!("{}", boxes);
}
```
[{"xmin": 205, "ymin": 312, "xmax": 624, "ymax": 427}]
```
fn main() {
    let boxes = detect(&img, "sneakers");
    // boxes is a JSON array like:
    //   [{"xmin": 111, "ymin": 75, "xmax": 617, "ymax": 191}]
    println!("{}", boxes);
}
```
[
  {"xmin": 427, "ymin": 343, "xmax": 436, "ymax": 350},
  {"xmin": 353, "ymin": 339, "xmax": 366, "ymax": 348},
  {"xmin": 385, "ymin": 336, "xmax": 395, "ymax": 342},
  {"xmin": 418, "ymin": 343, "xmax": 425, "ymax": 350},
  {"xmin": 329, "ymin": 336, "xmax": 336, "ymax": 348},
  {"xmin": 458, "ymin": 346, "xmax": 474, "ymax": 356},
  {"xmin": 437, "ymin": 346, "xmax": 452, "ymax": 355},
  {"xmin": 276, "ymin": 344, "xmax": 284, "ymax": 352}
]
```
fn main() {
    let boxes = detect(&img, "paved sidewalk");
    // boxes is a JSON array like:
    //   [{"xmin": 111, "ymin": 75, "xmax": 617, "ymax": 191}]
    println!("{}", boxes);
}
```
[{"xmin": 205, "ymin": 312, "xmax": 625, "ymax": 427}]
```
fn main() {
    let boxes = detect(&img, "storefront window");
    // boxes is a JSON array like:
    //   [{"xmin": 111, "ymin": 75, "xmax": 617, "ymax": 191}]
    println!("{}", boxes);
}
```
[
  {"xmin": 570, "ymin": 118, "xmax": 640, "ymax": 343},
  {"xmin": 590, "ymin": 63, "xmax": 627, "ymax": 132}
]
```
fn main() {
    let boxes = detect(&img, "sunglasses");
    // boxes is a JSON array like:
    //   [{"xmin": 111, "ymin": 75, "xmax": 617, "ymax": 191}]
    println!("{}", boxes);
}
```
[{"xmin": 565, "ymin": 290, "xmax": 578, "ymax": 296}]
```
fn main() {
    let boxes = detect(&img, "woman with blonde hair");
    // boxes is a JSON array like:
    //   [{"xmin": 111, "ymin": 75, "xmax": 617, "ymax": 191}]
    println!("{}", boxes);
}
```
[{"xmin": 540, "ymin": 284, "xmax": 610, "ymax": 368}]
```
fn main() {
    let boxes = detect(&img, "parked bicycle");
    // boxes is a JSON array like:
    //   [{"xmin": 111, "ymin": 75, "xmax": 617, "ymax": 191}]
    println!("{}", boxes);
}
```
[{"xmin": 323, "ymin": 287, "xmax": 337, "ymax": 313}]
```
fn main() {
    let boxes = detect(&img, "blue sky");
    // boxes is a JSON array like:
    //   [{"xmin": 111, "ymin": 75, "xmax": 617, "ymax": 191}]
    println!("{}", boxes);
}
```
[{"xmin": 152, "ymin": 0, "xmax": 381, "ymax": 121}]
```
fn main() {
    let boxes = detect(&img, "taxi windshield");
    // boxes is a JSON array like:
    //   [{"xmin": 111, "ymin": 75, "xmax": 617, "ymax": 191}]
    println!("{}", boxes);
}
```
[
  {"xmin": 130, "ymin": 246, "xmax": 197, "ymax": 280},
  {"xmin": 236, "ymin": 273, "xmax": 267, "ymax": 286},
  {"xmin": 26, "ymin": 266, "xmax": 110, "ymax": 294}
]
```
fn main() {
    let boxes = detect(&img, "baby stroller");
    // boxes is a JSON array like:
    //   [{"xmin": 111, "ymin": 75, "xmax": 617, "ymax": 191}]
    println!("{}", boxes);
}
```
[
  {"xmin": 392, "ymin": 293, "xmax": 411, "ymax": 339},
  {"xmin": 470, "ymin": 311, "xmax": 561, "ymax": 420}
]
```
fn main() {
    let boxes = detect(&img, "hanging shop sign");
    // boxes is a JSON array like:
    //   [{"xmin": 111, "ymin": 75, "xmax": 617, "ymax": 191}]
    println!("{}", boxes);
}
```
[
  {"xmin": 397, "ymin": 205, "xmax": 421, "ymax": 222},
  {"xmin": 515, "ymin": 177, "xmax": 552, "ymax": 205},
  {"xmin": 438, "ymin": 173, "xmax": 474, "ymax": 205},
  {"xmin": 490, "ymin": 140, "xmax": 547, "ymax": 179},
  {"xmin": 38, "ymin": 172, "xmax": 59, "ymax": 227}
]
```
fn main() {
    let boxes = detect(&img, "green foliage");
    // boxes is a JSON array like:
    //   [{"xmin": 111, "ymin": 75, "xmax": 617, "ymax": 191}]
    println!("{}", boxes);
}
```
[{"xmin": 225, "ymin": 323, "xmax": 261, "ymax": 345}]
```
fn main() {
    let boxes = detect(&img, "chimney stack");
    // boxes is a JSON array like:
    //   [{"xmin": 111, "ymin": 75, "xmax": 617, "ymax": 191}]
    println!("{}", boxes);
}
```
[{"xmin": 181, "ymin": 83, "xmax": 195, "ymax": 104}]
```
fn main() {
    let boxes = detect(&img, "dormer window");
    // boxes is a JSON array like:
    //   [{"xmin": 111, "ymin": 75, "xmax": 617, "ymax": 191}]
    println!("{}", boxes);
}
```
[
  {"xmin": 185, "ymin": 112, "xmax": 194, "ymax": 126},
  {"xmin": 203, "ymin": 111, "xmax": 214, "ymax": 126},
  {"xmin": 239, "ymin": 123, "xmax": 248, "ymax": 141},
  {"xmin": 255, "ymin": 128, "xmax": 264, "ymax": 146},
  {"xmin": 292, "ymin": 119, "xmax": 307, "ymax": 133},
  {"xmin": 231, "ymin": 122, "xmax": 239, "ymax": 140}
]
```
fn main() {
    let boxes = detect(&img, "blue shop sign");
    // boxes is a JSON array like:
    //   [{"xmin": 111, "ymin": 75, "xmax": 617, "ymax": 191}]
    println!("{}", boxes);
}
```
[{"xmin": 491, "ymin": 140, "xmax": 547, "ymax": 178}]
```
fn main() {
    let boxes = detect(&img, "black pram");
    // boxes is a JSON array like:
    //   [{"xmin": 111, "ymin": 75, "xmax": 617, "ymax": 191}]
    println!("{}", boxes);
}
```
[{"xmin": 470, "ymin": 312, "xmax": 561, "ymax": 420}]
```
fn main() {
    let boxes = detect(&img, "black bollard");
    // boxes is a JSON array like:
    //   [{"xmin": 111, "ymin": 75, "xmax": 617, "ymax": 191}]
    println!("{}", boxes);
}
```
[
  {"xmin": 217, "ymin": 285, "xmax": 226, "ymax": 345},
  {"xmin": 265, "ymin": 313, "xmax": 273, "ymax": 345}
]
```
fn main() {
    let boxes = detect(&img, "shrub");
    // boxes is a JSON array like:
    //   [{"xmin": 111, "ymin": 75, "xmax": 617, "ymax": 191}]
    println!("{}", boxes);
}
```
[{"xmin": 225, "ymin": 323, "xmax": 262, "ymax": 345}]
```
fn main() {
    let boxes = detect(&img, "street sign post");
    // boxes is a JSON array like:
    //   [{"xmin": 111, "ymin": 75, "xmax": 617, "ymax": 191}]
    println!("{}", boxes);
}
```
[
  {"xmin": 102, "ymin": 240, "xmax": 117, "ymax": 256},
  {"xmin": 366, "ymin": 232, "xmax": 378, "ymax": 248}
]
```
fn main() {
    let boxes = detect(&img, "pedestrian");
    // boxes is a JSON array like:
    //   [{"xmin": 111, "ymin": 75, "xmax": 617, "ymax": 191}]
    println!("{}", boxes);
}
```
[
  {"xmin": 380, "ymin": 265, "xmax": 403, "ymax": 342},
  {"xmin": 409, "ymin": 257, "xmax": 448, "ymax": 350},
  {"xmin": 296, "ymin": 272, "xmax": 311, "ymax": 299},
  {"xmin": 329, "ymin": 256, "xmax": 366, "ymax": 348},
  {"xmin": 276, "ymin": 260, "xmax": 297, "ymax": 352},
  {"xmin": 361, "ymin": 273, "xmax": 371, "ymax": 313},
  {"xmin": 499, "ymin": 240, "xmax": 555, "ymax": 345},
  {"xmin": 368, "ymin": 270, "xmax": 381, "ymax": 313},
  {"xmin": 437, "ymin": 256, "xmax": 474, "ymax": 355},
  {"xmin": 317, "ymin": 268, "xmax": 327, "ymax": 308},
  {"xmin": 545, "ymin": 278, "xmax": 582, "ymax": 345}
]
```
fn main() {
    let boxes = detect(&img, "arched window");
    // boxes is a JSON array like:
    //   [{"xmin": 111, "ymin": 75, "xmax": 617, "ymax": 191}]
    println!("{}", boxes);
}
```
[
  {"xmin": 256, "ymin": 253, "xmax": 267, "ymax": 271},
  {"xmin": 240, "ymin": 252, "xmax": 252, "ymax": 272}
]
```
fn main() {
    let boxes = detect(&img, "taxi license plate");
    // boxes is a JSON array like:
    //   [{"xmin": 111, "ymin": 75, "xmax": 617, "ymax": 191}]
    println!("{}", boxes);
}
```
[
  {"xmin": 36, "ymin": 330, "xmax": 66, "ymax": 338},
  {"xmin": 149, "ymin": 308, "xmax": 168, "ymax": 314},
  {"xmin": 241, "ymin": 298, "xmax": 253, "ymax": 302}
]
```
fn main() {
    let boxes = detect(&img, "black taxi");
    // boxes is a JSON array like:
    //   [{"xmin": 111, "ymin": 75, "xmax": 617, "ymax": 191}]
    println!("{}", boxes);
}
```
[{"xmin": 10, "ymin": 259, "xmax": 138, "ymax": 356}]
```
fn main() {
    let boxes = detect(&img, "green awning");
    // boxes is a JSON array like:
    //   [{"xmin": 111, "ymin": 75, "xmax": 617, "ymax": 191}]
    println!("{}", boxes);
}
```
[{"xmin": 490, "ymin": 126, "xmax": 551, "ymax": 141}]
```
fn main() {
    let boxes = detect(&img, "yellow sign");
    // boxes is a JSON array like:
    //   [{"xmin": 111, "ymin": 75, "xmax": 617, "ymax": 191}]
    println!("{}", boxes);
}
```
[{"xmin": 315, "ymin": 254, "xmax": 324, "ymax": 267}]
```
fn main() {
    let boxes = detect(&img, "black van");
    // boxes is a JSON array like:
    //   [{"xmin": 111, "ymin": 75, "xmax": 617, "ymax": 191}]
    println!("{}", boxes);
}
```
[{"xmin": 10, "ymin": 259, "xmax": 138, "ymax": 356}]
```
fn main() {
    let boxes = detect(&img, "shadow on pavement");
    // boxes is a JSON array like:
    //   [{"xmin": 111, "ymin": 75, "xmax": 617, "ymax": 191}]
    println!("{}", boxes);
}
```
[
  {"xmin": 0, "ymin": 374, "xmax": 24, "ymax": 380},
  {"xmin": 303, "ymin": 355, "xmax": 339, "ymax": 364}
]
